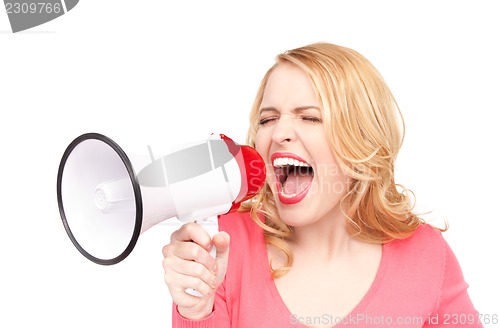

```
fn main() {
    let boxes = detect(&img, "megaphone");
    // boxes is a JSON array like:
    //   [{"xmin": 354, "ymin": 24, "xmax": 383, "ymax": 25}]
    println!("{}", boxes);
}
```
[{"xmin": 56, "ymin": 132, "xmax": 266, "ymax": 268}]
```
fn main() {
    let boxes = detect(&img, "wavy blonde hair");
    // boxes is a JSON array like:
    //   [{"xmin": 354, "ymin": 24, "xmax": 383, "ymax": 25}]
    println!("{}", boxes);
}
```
[{"xmin": 241, "ymin": 42, "xmax": 427, "ymax": 278}]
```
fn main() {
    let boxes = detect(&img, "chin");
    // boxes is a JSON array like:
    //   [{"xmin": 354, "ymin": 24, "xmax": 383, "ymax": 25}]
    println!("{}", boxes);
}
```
[{"xmin": 274, "ymin": 196, "xmax": 315, "ymax": 225}]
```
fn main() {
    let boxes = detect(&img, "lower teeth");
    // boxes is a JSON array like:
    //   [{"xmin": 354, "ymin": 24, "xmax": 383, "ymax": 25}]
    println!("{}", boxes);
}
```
[{"xmin": 280, "ymin": 191, "xmax": 297, "ymax": 198}]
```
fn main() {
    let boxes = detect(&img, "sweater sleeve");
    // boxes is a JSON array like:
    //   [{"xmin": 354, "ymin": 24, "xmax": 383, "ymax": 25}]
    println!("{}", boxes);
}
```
[
  {"xmin": 171, "ymin": 280, "xmax": 231, "ymax": 328},
  {"xmin": 424, "ymin": 236, "xmax": 483, "ymax": 327}
]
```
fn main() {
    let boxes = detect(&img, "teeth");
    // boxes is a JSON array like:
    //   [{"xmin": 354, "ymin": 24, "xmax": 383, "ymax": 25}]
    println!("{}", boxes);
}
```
[
  {"xmin": 273, "ymin": 157, "xmax": 310, "ymax": 168},
  {"xmin": 280, "ymin": 191, "xmax": 297, "ymax": 198}
]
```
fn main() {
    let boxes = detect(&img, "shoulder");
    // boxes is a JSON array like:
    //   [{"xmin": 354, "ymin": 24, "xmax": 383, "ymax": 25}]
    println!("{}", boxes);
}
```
[
  {"xmin": 370, "ymin": 224, "xmax": 449, "ymax": 313},
  {"xmin": 387, "ymin": 224, "xmax": 480, "ymax": 317},
  {"xmin": 387, "ymin": 222, "xmax": 447, "ymax": 258},
  {"xmin": 385, "ymin": 223, "xmax": 450, "ymax": 280},
  {"xmin": 384, "ymin": 224, "xmax": 448, "ymax": 295}
]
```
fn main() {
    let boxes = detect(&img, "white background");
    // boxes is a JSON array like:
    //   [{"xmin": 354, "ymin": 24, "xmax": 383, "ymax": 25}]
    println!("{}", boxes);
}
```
[{"xmin": 1, "ymin": 1, "xmax": 498, "ymax": 327}]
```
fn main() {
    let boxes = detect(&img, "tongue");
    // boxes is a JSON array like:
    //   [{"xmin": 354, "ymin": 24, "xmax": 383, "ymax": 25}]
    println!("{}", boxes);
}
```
[{"xmin": 283, "ymin": 169, "xmax": 313, "ymax": 195}]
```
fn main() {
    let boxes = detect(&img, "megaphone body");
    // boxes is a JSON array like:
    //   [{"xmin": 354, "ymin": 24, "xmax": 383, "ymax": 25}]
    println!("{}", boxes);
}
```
[{"xmin": 57, "ymin": 133, "xmax": 266, "ymax": 272}]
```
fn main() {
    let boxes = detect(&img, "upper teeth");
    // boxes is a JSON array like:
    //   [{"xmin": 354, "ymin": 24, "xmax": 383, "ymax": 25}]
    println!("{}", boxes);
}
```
[{"xmin": 273, "ymin": 157, "xmax": 310, "ymax": 167}]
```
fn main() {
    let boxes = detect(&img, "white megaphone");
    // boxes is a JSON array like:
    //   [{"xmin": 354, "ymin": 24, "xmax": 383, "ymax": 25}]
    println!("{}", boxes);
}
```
[{"xmin": 56, "ymin": 133, "xmax": 266, "ymax": 284}]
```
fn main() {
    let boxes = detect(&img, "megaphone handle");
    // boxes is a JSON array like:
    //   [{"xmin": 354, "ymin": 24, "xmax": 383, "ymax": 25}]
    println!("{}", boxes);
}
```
[{"xmin": 185, "ymin": 216, "xmax": 218, "ymax": 297}]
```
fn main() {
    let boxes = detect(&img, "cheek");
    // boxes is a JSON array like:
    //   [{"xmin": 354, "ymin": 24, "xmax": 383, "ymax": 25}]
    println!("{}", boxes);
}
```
[
  {"xmin": 253, "ymin": 131, "xmax": 277, "ymax": 187},
  {"xmin": 310, "ymin": 148, "xmax": 351, "ymax": 197},
  {"xmin": 318, "ymin": 164, "xmax": 351, "ymax": 197},
  {"xmin": 253, "ymin": 130, "xmax": 268, "ymax": 156}
]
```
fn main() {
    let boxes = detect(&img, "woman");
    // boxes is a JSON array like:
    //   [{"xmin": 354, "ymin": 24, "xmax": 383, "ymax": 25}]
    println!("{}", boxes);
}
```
[{"xmin": 162, "ymin": 42, "xmax": 482, "ymax": 327}]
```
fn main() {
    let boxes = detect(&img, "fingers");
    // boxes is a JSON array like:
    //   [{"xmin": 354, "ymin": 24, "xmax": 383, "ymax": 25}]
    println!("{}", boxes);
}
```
[
  {"xmin": 163, "ymin": 242, "xmax": 216, "ymax": 273},
  {"xmin": 213, "ymin": 231, "xmax": 230, "ymax": 254},
  {"xmin": 163, "ymin": 254, "xmax": 217, "ymax": 295},
  {"xmin": 164, "ymin": 259, "xmax": 217, "ymax": 298},
  {"xmin": 165, "ymin": 222, "xmax": 216, "ymax": 272},
  {"xmin": 162, "ymin": 222, "xmax": 231, "ymax": 320},
  {"xmin": 171, "ymin": 222, "xmax": 213, "ymax": 249},
  {"xmin": 162, "ymin": 223, "xmax": 218, "ymax": 300},
  {"xmin": 162, "ymin": 223, "xmax": 231, "ymax": 313},
  {"xmin": 212, "ymin": 231, "xmax": 230, "ymax": 285}
]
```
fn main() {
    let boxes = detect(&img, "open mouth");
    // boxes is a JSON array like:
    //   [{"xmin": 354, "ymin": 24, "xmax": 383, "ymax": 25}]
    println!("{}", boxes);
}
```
[{"xmin": 272, "ymin": 154, "xmax": 314, "ymax": 203}]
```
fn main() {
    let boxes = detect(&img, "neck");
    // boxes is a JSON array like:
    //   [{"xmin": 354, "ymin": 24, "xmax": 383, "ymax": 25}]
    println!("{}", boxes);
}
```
[{"xmin": 288, "ymin": 206, "xmax": 358, "ymax": 261}]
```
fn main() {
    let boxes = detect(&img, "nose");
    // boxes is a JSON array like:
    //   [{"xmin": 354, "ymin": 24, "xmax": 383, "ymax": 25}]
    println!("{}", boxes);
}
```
[{"xmin": 271, "ymin": 116, "xmax": 297, "ymax": 145}]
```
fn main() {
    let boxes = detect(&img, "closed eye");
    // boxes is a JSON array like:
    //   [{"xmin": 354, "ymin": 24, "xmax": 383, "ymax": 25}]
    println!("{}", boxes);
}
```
[
  {"xmin": 259, "ymin": 116, "xmax": 322, "ymax": 125},
  {"xmin": 301, "ymin": 116, "xmax": 322, "ymax": 123},
  {"xmin": 259, "ymin": 116, "xmax": 278, "ymax": 125}
]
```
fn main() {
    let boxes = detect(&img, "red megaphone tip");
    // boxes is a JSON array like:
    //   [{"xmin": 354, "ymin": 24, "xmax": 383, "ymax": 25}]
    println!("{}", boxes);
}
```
[{"xmin": 220, "ymin": 135, "xmax": 266, "ymax": 212}]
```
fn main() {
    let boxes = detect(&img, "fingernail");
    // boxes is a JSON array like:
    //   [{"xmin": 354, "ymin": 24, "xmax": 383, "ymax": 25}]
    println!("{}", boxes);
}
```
[{"xmin": 213, "ymin": 262, "xmax": 218, "ymax": 274}]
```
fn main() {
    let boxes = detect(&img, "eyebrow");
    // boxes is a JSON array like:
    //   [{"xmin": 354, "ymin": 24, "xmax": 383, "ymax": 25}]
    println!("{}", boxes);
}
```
[{"xmin": 258, "ymin": 106, "xmax": 321, "ymax": 115}]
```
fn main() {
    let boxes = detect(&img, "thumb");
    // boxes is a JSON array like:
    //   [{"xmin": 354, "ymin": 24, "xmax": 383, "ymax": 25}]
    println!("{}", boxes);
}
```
[{"xmin": 212, "ymin": 231, "xmax": 230, "ymax": 284}]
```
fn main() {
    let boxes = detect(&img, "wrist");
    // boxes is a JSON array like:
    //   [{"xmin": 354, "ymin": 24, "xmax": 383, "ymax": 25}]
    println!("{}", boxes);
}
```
[{"xmin": 177, "ymin": 302, "xmax": 214, "ymax": 321}]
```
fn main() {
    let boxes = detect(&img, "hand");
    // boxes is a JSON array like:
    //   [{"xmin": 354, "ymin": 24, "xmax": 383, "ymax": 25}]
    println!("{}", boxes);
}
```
[{"xmin": 162, "ymin": 222, "xmax": 230, "ymax": 320}]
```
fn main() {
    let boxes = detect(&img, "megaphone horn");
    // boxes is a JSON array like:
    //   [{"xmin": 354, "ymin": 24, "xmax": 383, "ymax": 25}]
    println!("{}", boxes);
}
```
[{"xmin": 56, "ymin": 133, "xmax": 266, "ymax": 266}]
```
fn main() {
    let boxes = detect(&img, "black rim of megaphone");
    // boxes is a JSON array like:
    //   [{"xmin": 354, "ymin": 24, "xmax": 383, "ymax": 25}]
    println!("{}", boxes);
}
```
[{"xmin": 56, "ymin": 133, "xmax": 143, "ymax": 265}]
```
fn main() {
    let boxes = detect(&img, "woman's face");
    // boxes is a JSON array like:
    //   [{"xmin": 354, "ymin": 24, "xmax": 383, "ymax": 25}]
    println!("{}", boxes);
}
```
[{"xmin": 254, "ymin": 63, "xmax": 351, "ymax": 227}]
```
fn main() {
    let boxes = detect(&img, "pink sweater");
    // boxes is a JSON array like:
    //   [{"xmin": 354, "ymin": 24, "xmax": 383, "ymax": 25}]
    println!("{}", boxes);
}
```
[{"xmin": 173, "ymin": 212, "xmax": 482, "ymax": 327}]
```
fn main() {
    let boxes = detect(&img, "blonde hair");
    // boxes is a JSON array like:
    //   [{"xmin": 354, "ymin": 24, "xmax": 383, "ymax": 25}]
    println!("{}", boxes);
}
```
[{"xmin": 242, "ymin": 42, "xmax": 426, "ymax": 278}]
